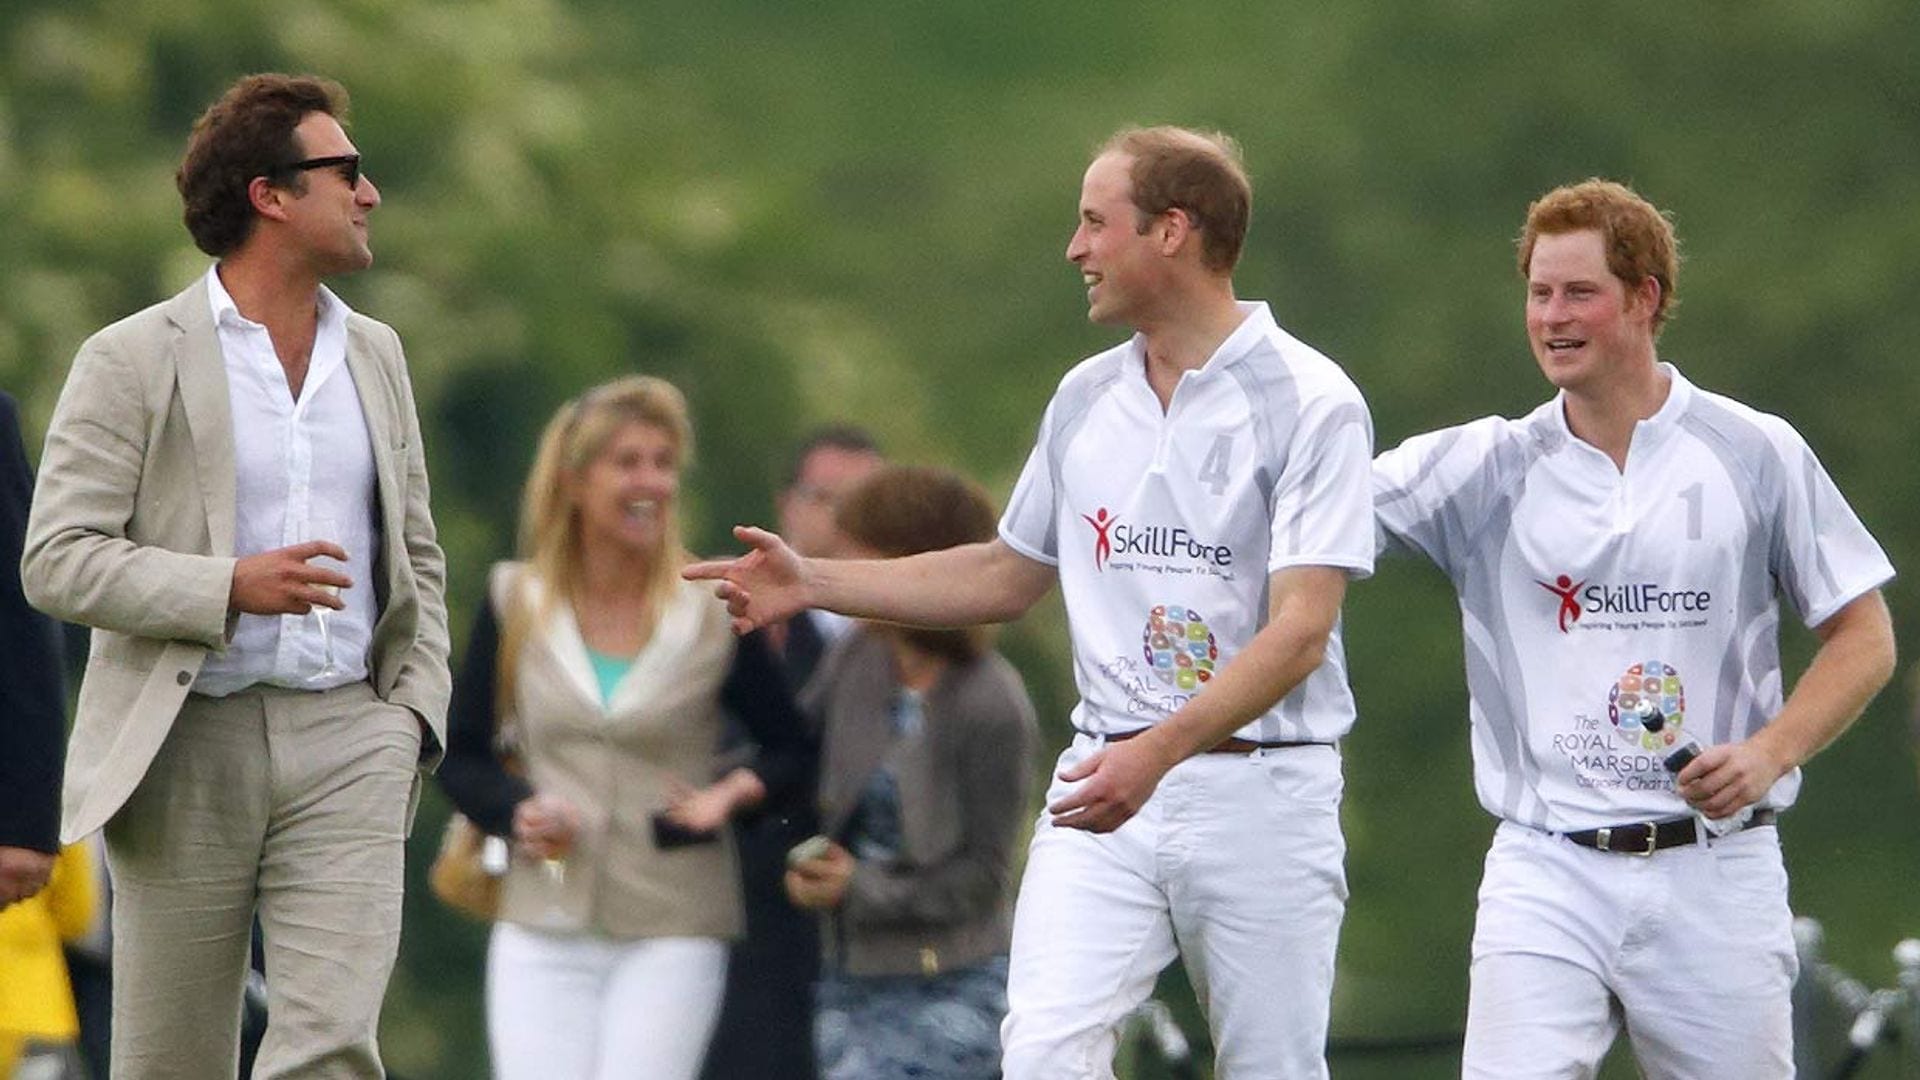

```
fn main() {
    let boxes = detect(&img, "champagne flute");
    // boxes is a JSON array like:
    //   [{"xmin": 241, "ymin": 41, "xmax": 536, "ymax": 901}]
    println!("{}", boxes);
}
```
[
  {"xmin": 535, "ymin": 846, "xmax": 573, "ymax": 928},
  {"xmin": 299, "ymin": 515, "xmax": 346, "ymax": 681},
  {"xmin": 527, "ymin": 800, "xmax": 575, "ymax": 928}
]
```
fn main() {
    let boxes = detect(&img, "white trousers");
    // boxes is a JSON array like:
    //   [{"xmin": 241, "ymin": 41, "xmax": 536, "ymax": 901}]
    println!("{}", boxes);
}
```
[
  {"xmin": 1463, "ymin": 820, "xmax": 1796, "ymax": 1079},
  {"xmin": 487, "ymin": 922, "xmax": 728, "ymax": 1080},
  {"xmin": 1001, "ymin": 735, "xmax": 1347, "ymax": 1080}
]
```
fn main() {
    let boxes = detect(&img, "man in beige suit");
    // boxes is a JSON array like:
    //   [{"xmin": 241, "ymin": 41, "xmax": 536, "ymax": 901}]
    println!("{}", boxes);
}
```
[{"xmin": 21, "ymin": 74, "xmax": 449, "ymax": 1079}]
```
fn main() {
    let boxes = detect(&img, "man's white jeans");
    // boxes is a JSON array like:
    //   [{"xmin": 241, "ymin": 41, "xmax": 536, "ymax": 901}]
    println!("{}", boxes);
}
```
[
  {"xmin": 1001, "ymin": 735, "xmax": 1347, "ymax": 1080},
  {"xmin": 1464, "ymin": 819, "xmax": 1795, "ymax": 1079}
]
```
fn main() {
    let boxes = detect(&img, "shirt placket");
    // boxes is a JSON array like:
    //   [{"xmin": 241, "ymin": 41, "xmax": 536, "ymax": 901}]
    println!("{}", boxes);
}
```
[
  {"xmin": 1608, "ymin": 471, "xmax": 1632, "ymax": 536},
  {"xmin": 1569, "ymin": 436, "xmax": 1632, "ymax": 537},
  {"xmin": 274, "ymin": 334, "xmax": 317, "ymax": 674},
  {"xmin": 1147, "ymin": 370, "xmax": 1202, "ymax": 477}
]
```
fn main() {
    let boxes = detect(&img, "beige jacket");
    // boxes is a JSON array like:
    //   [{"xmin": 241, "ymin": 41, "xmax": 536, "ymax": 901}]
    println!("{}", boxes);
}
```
[
  {"xmin": 489, "ymin": 565, "xmax": 752, "ymax": 940},
  {"xmin": 21, "ymin": 277, "xmax": 450, "ymax": 843}
]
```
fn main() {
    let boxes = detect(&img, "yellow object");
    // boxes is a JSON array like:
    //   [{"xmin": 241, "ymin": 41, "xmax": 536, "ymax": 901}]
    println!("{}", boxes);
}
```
[
  {"xmin": 430, "ymin": 814, "xmax": 506, "ymax": 921},
  {"xmin": 0, "ymin": 843, "xmax": 97, "ymax": 1055}
]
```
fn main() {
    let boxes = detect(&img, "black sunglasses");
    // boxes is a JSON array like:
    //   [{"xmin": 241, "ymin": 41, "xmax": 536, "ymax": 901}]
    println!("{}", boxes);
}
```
[{"xmin": 270, "ymin": 153, "xmax": 362, "ymax": 188}]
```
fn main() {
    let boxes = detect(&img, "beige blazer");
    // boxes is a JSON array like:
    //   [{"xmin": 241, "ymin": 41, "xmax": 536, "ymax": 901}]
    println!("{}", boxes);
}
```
[
  {"xmin": 487, "ymin": 564, "xmax": 748, "ymax": 940},
  {"xmin": 21, "ymin": 276, "xmax": 451, "ymax": 844}
]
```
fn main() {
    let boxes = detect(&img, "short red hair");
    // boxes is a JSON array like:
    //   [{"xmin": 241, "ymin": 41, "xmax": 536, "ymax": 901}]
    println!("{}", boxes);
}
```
[{"xmin": 1518, "ymin": 179, "xmax": 1679, "ymax": 331}]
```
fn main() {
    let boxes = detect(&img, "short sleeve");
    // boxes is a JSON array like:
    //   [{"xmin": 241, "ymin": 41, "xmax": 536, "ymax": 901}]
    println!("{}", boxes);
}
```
[
  {"xmin": 1373, "ymin": 417, "xmax": 1514, "ymax": 580},
  {"xmin": 1765, "ymin": 425, "xmax": 1894, "ymax": 628},
  {"xmin": 1267, "ymin": 392, "xmax": 1375, "ymax": 579},
  {"xmin": 998, "ymin": 398, "xmax": 1062, "ymax": 565}
]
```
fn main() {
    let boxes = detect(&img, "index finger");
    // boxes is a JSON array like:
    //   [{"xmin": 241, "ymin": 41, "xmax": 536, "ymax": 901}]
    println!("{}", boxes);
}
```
[
  {"xmin": 1057, "ymin": 749, "xmax": 1104, "ymax": 783},
  {"xmin": 1047, "ymin": 787, "xmax": 1094, "ymax": 817},
  {"xmin": 289, "ymin": 539, "xmax": 350, "ymax": 563},
  {"xmin": 682, "ymin": 558, "xmax": 735, "ymax": 582},
  {"xmin": 1050, "ymin": 805, "xmax": 1101, "ymax": 831},
  {"xmin": 1673, "ymin": 740, "xmax": 1723, "ymax": 783},
  {"xmin": 298, "ymin": 565, "xmax": 354, "ymax": 591}
]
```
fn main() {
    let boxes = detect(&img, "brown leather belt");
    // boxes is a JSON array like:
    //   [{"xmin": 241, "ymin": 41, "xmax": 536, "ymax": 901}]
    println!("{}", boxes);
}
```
[
  {"xmin": 1560, "ymin": 808, "xmax": 1776, "ymax": 856},
  {"xmin": 1085, "ymin": 727, "xmax": 1331, "ymax": 755}
]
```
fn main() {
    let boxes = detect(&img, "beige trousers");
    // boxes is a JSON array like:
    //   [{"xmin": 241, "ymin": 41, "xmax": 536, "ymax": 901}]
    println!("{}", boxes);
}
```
[{"xmin": 103, "ymin": 681, "xmax": 421, "ymax": 1079}]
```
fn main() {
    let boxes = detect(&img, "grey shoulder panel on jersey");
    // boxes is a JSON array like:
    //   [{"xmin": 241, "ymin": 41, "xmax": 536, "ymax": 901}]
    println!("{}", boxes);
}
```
[
  {"xmin": 1373, "ymin": 426, "xmax": 1473, "ymax": 573},
  {"xmin": 1460, "ymin": 475, "xmax": 1555, "ymax": 828},
  {"xmin": 1678, "ymin": 396, "xmax": 1801, "ymax": 744},
  {"xmin": 1225, "ymin": 346, "xmax": 1368, "ymax": 737},
  {"xmin": 1041, "ymin": 353, "xmax": 1127, "ymax": 557},
  {"xmin": 1384, "ymin": 419, "xmax": 1549, "ymax": 586},
  {"xmin": 1221, "ymin": 344, "xmax": 1301, "ymax": 519},
  {"xmin": 1277, "ymin": 400, "xmax": 1370, "ymax": 558},
  {"xmin": 1674, "ymin": 396, "xmax": 1774, "ymax": 539},
  {"xmin": 1217, "ymin": 345, "xmax": 1301, "ymax": 643}
]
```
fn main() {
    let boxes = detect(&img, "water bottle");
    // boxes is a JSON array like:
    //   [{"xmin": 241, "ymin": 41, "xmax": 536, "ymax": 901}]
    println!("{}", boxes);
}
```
[{"xmin": 1656, "ymin": 728, "xmax": 1754, "ymax": 836}]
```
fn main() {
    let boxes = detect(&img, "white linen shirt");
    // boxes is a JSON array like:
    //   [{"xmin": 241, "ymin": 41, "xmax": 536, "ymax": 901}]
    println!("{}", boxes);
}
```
[
  {"xmin": 194, "ymin": 266, "xmax": 379, "ymax": 695},
  {"xmin": 1373, "ymin": 364, "xmax": 1894, "ymax": 830},
  {"xmin": 999, "ymin": 301, "xmax": 1375, "ymax": 743}
]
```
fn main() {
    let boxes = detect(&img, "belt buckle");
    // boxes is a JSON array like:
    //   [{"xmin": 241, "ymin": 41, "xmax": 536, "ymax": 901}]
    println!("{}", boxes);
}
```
[
  {"xmin": 1626, "ymin": 820, "xmax": 1659, "ymax": 856},
  {"xmin": 1596, "ymin": 822, "xmax": 1658, "ymax": 856}
]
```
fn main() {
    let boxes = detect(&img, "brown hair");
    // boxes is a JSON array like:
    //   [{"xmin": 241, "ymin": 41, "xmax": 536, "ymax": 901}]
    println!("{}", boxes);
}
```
[
  {"xmin": 497, "ymin": 376, "xmax": 695, "ymax": 707},
  {"xmin": 1517, "ymin": 178, "xmax": 1680, "ymax": 332},
  {"xmin": 834, "ymin": 465, "xmax": 999, "ymax": 663},
  {"xmin": 783, "ymin": 423, "xmax": 880, "ymax": 488},
  {"xmin": 1100, "ymin": 126, "xmax": 1252, "ymax": 273},
  {"xmin": 177, "ymin": 73, "xmax": 349, "ymax": 257}
]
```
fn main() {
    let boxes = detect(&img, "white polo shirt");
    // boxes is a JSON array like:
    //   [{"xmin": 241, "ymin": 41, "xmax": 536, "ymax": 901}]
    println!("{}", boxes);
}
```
[
  {"xmin": 1000, "ymin": 301, "xmax": 1375, "ymax": 743},
  {"xmin": 1373, "ymin": 364, "xmax": 1893, "ymax": 830}
]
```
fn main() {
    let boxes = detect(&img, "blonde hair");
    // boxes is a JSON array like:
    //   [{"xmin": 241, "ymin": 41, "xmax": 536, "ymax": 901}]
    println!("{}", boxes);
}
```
[{"xmin": 497, "ymin": 375, "xmax": 695, "ymax": 707}]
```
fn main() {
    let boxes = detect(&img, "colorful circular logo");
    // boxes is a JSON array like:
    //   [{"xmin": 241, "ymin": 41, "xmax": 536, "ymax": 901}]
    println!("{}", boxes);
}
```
[
  {"xmin": 1606, "ymin": 659, "xmax": 1686, "ymax": 750},
  {"xmin": 1142, "ymin": 605, "xmax": 1218, "ymax": 691}
]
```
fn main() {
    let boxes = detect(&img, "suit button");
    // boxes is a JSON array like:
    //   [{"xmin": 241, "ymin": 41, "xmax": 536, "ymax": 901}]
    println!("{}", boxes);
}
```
[{"xmin": 177, "ymin": 671, "xmax": 192, "ymax": 686}]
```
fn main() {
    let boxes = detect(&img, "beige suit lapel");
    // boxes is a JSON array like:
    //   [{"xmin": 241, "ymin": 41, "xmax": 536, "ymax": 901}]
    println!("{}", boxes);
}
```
[
  {"xmin": 167, "ymin": 281, "xmax": 237, "ymax": 556},
  {"xmin": 343, "ymin": 320, "xmax": 401, "ymax": 547}
]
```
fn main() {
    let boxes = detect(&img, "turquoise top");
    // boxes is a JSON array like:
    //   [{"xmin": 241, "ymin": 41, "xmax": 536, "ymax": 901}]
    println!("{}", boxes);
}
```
[{"xmin": 586, "ymin": 647, "xmax": 635, "ymax": 707}]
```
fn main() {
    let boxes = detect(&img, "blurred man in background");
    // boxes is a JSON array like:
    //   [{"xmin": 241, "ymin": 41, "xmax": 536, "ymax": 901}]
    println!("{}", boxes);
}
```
[
  {"xmin": 22, "ymin": 74, "xmax": 448, "ymax": 1079},
  {"xmin": 703, "ymin": 424, "xmax": 881, "ymax": 1080},
  {"xmin": 769, "ymin": 426, "xmax": 886, "ymax": 679},
  {"xmin": 1373, "ymin": 178, "xmax": 1895, "ymax": 1078}
]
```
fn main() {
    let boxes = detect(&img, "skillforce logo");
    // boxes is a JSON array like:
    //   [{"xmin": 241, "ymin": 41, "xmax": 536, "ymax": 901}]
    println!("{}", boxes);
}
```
[
  {"xmin": 1539, "ymin": 575, "xmax": 1585, "ymax": 632},
  {"xmin": 1084, "ymin": 508, "xmax": 1117, "ymax": 571},
  {"xmin": 1536, "ymin": 573, "xmax": 1714, "ymax": 633},
  {"xmin": 1080, "ymin": 508, "xmax": 1234, "ymax": 573}
]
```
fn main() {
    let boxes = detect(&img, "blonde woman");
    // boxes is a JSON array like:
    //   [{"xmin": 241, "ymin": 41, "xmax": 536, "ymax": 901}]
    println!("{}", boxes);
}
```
[{"xmin": 439, "ymin": 376, "xmax": 812, "ymax": 1079}]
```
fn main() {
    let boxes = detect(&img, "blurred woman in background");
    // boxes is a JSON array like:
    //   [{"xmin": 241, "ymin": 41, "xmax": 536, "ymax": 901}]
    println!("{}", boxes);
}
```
[
  {"xmin": 785, "ymin": 465, "xmax": 1039, "ymax": 1080},
  {"xmin": 438, "ymin": 375, "xmax": 811, "ymax": 1080}
]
